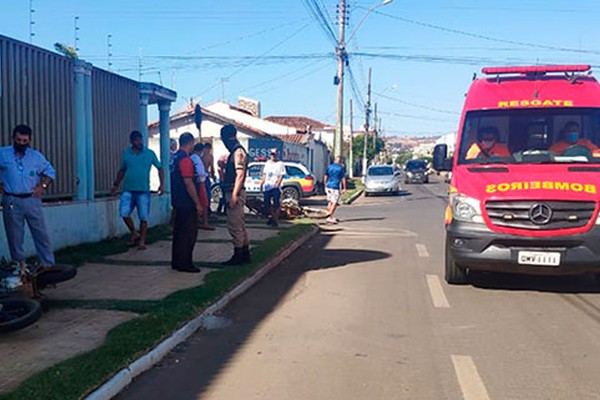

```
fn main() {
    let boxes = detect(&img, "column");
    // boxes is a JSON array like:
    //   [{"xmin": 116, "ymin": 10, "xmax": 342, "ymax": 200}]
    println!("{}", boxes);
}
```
[
  {"xmin": 158, "ymin": 100, "xmax": 172, "ymax": 194},
  {"xmin": 73, "ymin": 60, "xmax": 89, "ymax": 201},
  {"xmin": 84, "ymin": 62, "xmax": 95, "ymax": 200},
  {"xmin": 140, "ymin": 92, "xmax": 150, "ymax": 146}
]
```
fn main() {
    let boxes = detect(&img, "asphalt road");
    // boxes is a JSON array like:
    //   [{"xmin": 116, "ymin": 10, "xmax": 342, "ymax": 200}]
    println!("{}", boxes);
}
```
[{"xmin": 117, "ymin": 176, "xmax": 600, "ymax": 400}]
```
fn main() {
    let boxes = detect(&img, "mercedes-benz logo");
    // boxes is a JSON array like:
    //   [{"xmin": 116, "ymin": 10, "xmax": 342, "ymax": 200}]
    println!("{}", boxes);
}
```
[{"xmin": 529, "ymin": 203, "xmax": 553, "ymax": 225}]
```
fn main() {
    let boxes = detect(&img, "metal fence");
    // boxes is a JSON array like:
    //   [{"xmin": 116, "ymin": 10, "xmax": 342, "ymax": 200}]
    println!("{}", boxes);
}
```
[
  {"xmin": 0, "ymin": 35, "xmax": 75, "ymax": 198},
  {"xmin": 92, "ymin": 68, "xmax": 139, "ymax": 195},
  {"xmin": 0, "ymin": 35, "xmax": 142, "ymax": 198}
]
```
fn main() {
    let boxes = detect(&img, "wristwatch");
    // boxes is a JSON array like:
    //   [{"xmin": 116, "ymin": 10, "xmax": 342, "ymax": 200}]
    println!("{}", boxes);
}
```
[{"xmin": 41, "ymin": 182, "xmax": 48, "ymax": 189}]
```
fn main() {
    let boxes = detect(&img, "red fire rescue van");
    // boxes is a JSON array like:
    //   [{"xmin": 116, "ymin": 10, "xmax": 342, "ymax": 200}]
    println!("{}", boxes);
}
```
[{"xmin": 433, "ymin": 65, "xmax": 600, "ymax": 284}]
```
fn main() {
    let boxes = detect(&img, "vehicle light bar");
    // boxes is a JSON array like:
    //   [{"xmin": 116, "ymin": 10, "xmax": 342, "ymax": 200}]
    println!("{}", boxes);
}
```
[{"xmin": 482, "ymin": 65, "xmax": 591, "ymax": 75}]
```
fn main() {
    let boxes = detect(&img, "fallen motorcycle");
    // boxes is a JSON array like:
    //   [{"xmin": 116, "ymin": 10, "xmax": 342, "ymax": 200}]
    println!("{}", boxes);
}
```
[{"xmin": 0, "ymin": 261, "xmax": 76, "ymax": 333}]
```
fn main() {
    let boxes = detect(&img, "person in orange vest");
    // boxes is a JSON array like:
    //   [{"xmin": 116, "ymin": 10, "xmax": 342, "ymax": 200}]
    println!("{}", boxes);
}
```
[
  {"xmin": 549, "ymin": 121, "xmax": 600, "ymax": 156},
  {"xmin": 465, "ymin": 126, "xmax": 511, "ymax": 160}
]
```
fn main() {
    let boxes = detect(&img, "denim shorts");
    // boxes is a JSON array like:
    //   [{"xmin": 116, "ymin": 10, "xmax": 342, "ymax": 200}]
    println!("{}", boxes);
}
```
[{"xmin": 119, "ymin": 191, "xmax": 151, "ymax": 221}]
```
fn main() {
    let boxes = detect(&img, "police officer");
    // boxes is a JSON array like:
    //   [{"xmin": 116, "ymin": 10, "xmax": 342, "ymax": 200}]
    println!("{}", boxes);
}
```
[
  {"xmin": 220, "ymin": 124, "xmax": 250, "ymax": 266},
  {"xmin": 0, "ymin": 124, "xmax": 56, "ymax": 266}
]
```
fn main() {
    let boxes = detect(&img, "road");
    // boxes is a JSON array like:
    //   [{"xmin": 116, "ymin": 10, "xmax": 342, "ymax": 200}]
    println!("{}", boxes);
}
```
[{"xmin": 118, "ymin": 176, "xmax": 600, "ymax": 400}]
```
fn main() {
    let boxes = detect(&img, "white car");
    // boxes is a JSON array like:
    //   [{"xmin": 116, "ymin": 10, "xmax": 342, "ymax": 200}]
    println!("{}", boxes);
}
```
[{"xmin": 364, "ymin": 165, "xmax": 401, "ymax": 196}]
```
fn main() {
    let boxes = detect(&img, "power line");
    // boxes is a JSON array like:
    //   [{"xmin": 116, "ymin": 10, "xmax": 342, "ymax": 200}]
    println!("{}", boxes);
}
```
[
  {"xmin": 375, "ymin": 92, "xmax": 459, "ymax": 115},
  {"xmin": 301, "ymin": 0, "xmax": 338, "ymax": 45},
  {"xmin": 198, "ymin": 21, "xmax": 315, "ymax": 97},
  {"xmin": 370, "ymin": 8, "xmax": 600, "ymax": 56}
]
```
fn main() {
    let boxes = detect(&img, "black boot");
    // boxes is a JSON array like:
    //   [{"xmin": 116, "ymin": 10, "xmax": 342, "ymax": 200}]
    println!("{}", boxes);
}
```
[
  {"xmin": 222, "ymin": 247, "xmax": 244, "ymax": 266},
  {"xmin": 242, "ymin": 245, "xmax": 251, "ymax": 264}
]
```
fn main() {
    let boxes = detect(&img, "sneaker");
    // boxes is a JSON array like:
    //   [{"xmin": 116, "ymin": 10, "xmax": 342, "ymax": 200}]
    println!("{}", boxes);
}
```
[
  {"xmin": 326, "ymin": 217, "xmax": 338, "ymax": 224},
  {"xmin": 266, "ymin": 217, "xmax": 274, "ymax": 226}
]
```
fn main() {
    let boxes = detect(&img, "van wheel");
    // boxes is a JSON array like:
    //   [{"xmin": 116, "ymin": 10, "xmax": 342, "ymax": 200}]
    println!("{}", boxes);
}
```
[
  {"xmin": 445, "ymin": 240, "xmax": 468, "ymax": 285},
  {"xmin": 281, "ymin": 187, "xmax": 300, "ymax": 201}
]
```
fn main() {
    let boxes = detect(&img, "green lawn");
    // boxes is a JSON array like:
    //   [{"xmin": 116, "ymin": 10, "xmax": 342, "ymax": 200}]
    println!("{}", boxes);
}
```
[{"xmin": 1, "ymin": 223, "xmax": 314, "ymax": 400}]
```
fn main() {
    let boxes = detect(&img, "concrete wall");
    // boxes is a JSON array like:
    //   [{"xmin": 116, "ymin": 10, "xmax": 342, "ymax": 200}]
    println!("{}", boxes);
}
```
[{"xmin": 0, "ymin": 195, "xmax": 171, "ymax": 261}]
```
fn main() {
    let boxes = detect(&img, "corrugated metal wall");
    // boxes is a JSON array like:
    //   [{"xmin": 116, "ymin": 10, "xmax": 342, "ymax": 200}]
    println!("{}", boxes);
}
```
[
  {"xmin": 92, "ymin": 68, "xmax": 139, "ymax": 195},
  {"xmin": 0, "ymin": 35, "xmax": 75, "ymax": 198}
]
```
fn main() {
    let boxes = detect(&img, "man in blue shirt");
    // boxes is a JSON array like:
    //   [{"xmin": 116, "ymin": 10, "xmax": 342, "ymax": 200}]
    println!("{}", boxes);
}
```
[
  {"xmin": 0, "ymin": 125, "xmax": 56, "ymax": 266},
  {"xmin": 111, "ymin": 131, "xmax": 164, "ymax": 250},
  {"xmin": 324, "ymin": 156, "xmax": 347, "ymax": 224}
]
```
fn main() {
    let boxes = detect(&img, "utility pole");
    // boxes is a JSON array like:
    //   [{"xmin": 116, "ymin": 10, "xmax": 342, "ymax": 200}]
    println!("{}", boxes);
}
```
[
  {"xmin": 362, "ymin": 67, "xmax": 372, "ymax": 176},
  {"xmin": 138, "ymin": 48, "xmax": 143, "ymax": 81},
  {"xmin": 349, "ymin": 98, "xmax": 354, "ymax": 178},
  {"xmin": 373, "ymin": 102, "xmax": 378, "ymax": 148},
  {"xmin": 334, "ymin": 0, "xmax": 347, "ymax": 160}
]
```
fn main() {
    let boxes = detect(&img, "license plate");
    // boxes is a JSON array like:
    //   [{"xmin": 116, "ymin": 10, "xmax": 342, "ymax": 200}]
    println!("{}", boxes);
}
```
[{"xmin": 518, "ymin": 251, "xmax": 561, "ymax": 267}]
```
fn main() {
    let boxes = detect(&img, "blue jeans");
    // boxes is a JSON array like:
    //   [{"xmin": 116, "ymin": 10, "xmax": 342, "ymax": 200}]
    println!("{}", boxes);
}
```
[
  {"xmin": 2, "ymin": 195, "xmax": 55, "ymax": 265},
  {"xmin": 263, "ymin": 188, "xmax": 281, "ymax": 216},
  {"xmin": 119, "ymin": 191, "xmax": 151, "ymax": 221},
  {"xmin": 205, "ymin": 178, "xmax": 213, "ymax": 215}
]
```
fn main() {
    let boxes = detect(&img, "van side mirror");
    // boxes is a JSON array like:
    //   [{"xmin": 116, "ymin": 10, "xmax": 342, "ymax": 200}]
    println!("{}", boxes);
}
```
[{"xmin": 433, "ymin": 144, "xmax": 453, "ymax": 171}]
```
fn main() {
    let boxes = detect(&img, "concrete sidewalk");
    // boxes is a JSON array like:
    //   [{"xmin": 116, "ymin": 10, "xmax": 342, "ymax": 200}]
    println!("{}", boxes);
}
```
[{"xmin": 0, "ymin": 218, "xmax": 294, "ymax": 395}]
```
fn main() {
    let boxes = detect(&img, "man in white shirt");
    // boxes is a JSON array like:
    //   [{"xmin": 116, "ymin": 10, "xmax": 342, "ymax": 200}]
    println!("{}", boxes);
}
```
[{"xmin": 260, "ymin": 148, "xmax": 286, "ymax": 227}]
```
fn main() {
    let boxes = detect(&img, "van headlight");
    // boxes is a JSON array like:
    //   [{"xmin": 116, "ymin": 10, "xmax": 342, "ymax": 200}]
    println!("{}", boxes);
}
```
[{"xmin": 450, "ymin": 193, "xmax": 484, "ymax": 223}]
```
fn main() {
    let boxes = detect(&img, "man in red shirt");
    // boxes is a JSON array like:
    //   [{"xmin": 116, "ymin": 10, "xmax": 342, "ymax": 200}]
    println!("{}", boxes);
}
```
[{"xmin": 170, "ymin": 133, "xmax": 203, "ymax": 273}]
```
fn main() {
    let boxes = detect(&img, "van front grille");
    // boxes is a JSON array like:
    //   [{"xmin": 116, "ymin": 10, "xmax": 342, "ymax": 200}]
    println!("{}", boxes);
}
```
[{"xmin": 485, "ymin": 200, "xmax": 596, "ymax": 230}]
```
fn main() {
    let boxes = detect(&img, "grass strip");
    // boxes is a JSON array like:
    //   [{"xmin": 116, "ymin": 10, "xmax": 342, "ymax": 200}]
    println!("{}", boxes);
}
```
[
  {"xmin": 0, "ymin": 224, "xmax": 314, "ymax": 400},
  {"xmin": 341, "ymin": 178, "xmax": 364, "ymax": 203}
]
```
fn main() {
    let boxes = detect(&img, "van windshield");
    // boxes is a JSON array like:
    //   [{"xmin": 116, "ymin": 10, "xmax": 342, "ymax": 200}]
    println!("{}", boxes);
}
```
[{"xmin": 457, "ymin": 108, "xmax": 600, "ymax": 165}]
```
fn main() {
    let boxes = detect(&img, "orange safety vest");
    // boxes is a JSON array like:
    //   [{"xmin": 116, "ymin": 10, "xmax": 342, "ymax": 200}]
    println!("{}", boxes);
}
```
[
  {"xmin": 465, "ymin": 142, "xmax": 511, "ymax": 160},
  {"xmin": 549, "ymin": 139, "xmax": 600, "ymax": 155}
]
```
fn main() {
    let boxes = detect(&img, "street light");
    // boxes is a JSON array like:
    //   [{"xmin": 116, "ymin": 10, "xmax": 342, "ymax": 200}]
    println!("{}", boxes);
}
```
[
  {"xmin": 334, "ymin": 0, "xmax": 393, "ymax": 161},
  {"xmin": 346, "ymin": 0, "xmax": 393, "ymax": 44}
]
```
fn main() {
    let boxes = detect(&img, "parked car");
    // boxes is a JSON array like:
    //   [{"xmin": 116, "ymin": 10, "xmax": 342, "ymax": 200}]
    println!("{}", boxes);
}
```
[
  {"xmin": 245, "ymin": 161, "xmax": 316, "ymax": 201},
  {"xmin": 404, "ymin": 159, "xmax": 429, "ymax": 184},
  {"xmin": 364, "ymin": 165, "xmax": 401, "ymax": 196}
]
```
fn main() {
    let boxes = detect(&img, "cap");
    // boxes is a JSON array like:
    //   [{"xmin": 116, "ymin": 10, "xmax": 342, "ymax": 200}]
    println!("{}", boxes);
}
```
[{"xmin": 269, "ymin": 148, "xmax": 278, "ymax": 154}]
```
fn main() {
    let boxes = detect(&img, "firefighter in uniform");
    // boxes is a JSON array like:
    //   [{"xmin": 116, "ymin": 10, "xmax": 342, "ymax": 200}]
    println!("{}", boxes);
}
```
[
  {"xmin": 466, "ymin": 126, "xmax": 511, "ymax": 160},
  {"xmin": 220, "ymin": 124, "xmax": 250, "ymax": 266}
]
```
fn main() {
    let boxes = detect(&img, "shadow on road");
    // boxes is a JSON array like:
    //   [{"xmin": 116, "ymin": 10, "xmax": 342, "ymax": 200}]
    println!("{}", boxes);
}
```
[
  {"xmin": 117, "ymin": 232, "xmax": 391, "ymax": 400},
  {"xmin": 469, "ymin": 271, "xmax": 600, "ymax": 294},
  {"xmin": 338, "ymin": 217, "xmax": 386, "ymax": 223}
]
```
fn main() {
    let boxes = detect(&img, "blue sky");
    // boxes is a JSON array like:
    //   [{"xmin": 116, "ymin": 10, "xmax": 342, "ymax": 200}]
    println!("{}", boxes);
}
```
[{"xmin": 2, "ymin": 0, "xmax": 600, "ymax": 136}]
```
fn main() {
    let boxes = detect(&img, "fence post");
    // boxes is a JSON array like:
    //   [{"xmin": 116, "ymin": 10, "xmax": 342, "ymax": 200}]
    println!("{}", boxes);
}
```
[{"xmin": 73, "ymin": 60, "xmax": 90, "ymax": 200}]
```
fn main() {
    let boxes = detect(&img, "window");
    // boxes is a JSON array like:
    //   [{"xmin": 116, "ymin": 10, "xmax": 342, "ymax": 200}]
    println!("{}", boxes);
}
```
[
  {"xmin": 368, "ymin": 166, "xmax": 394, "ymax": 176},
  {"xmin": 458, "ymin": 108, "xmax": 600, "ymax": 164},
  {"xmin": 248, "ymin": 164, "xmax": 264, "ymax": 178},
  {"xmin": 285, "ymin": 166, "xmax": 305, "ymax": 177}
]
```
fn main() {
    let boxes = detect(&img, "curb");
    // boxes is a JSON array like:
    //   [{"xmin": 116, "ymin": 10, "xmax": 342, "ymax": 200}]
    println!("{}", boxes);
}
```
[
  {"xmin": 85, "ymin": 225, "xmax": 319, "ymax": 400},
  {"xmin": 342, "ymin": 188, "xmax": 364, "ymax": 205}
]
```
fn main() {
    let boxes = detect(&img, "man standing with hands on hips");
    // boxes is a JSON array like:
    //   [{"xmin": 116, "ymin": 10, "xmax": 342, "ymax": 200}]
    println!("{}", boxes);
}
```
[
  {"xmin": 220, "ymin": 124, "xmax": 250, "ymax": 266},
  {"xmin": 0, "ymin": 124, "xmax": 56, "ymax": 267},
  {"xmin": 260, "ymin": 148, "xmax": 286, "ymax": 228}
]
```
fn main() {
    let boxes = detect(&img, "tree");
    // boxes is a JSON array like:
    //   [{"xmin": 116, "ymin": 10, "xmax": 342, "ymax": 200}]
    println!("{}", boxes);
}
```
[
  {"xmin": 351, "ymin": 134, "xmax": 385, "ymax": 163},
  {"xmin": 54, "ymin": 43, "xmax": 79, "ymax": 59},
  {"xmin": 395, "ymin": 151, "xmax": 413, "ymax": 166}
]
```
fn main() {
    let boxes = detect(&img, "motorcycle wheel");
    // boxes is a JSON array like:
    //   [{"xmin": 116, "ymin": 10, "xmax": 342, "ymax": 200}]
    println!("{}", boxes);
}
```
[{"xmin": 0, "ymin": 297, "xmax": 42, "ymax": 333}]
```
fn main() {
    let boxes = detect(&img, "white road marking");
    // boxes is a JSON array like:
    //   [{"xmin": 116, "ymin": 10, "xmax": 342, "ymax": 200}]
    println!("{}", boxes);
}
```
[
  {"xmin": 416, "ymin": 243, "xmax": 430, "ymax": 257},
  {"xmin": 451, "ymin": 355, "xmax": 491, "ymax": 400},
  {"xmin": 426, "ymin": 274, "xmax": 450, "ymax": 308}
]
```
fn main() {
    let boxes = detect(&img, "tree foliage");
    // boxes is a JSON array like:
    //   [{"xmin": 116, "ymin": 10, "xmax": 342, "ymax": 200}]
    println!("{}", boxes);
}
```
[{"xmin": 351, "ymin": 134, "xmax": 385, "ymax": 163}]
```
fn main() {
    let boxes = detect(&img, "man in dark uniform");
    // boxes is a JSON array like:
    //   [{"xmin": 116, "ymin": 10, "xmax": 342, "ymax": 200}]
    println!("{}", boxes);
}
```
[
  {"xmin": 220, "ymin": 124, "xmax": 250, "ymax": 266},
  {"xmin": 170, "ymin": 132, "xmax": 203, "ymax": 273}
]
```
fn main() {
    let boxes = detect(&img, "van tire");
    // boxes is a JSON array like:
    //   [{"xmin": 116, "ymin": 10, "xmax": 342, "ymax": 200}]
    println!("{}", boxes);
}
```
[{"xmin": 445, "ymin": 240, "xmax": 468, "ymax": 285}]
